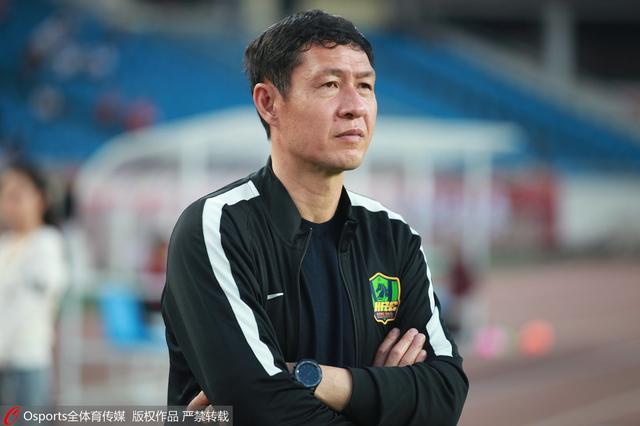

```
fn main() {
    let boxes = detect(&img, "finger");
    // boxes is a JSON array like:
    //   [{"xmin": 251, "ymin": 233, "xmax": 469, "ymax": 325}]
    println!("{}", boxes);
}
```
[
  {"xmin": 398, "ymin": 333, "xmax": 426, "ymax": 366},
  {"xmin": 373, "ymin": 328, "xmax": 401, "ymax": 366},
  {"xmin": 416, "ymin": 349, "xmax": 427, "ymax": 363},
  {"xmin": 187, "ymin": 390, "xmax": 210, "ymax": 410},
  {"xmin": 385, "ymin": 328, "xmax": 419, "ymax": 366}
]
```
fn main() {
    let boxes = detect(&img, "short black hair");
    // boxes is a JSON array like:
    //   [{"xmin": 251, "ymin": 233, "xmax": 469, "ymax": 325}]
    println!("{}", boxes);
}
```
[{"xmin": 244, "ymin": 10, "xmax": 374, "ymax": 139}]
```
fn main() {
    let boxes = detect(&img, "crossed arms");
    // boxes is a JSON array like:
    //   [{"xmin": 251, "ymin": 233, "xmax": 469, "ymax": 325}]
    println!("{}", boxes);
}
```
[{"xmin": 188, "ymin": 327, "xmax": 429, "ymax": 412}]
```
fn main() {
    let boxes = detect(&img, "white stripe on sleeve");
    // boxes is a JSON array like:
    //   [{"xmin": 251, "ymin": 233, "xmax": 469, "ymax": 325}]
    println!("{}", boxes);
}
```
[
  {"xmin": 202, "ymin": 181, "xmax": 282, "ymax": 376},
  {"xmin": 347, "ymin": 191, "xmax": 454, "ymax": 357}
]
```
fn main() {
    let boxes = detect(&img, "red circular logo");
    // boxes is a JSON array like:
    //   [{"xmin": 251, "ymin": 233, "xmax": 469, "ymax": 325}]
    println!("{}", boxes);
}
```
[{"xmin": 3, "ymin": 406, "xmax": 20, "ymax": 426}]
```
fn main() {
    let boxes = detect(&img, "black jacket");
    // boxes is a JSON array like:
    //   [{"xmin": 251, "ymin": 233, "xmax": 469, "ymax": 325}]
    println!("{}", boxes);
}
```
[{"xmin": 161, "ymin": 159, "xmax": 468, "ymax": 425}]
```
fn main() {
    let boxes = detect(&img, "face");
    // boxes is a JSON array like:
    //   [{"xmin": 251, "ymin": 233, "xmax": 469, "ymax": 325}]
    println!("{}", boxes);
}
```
[
  {"xmin": 272, "ymin": 44, "xmax": 377, "ymax": 174},
  {"xmin": 0, "ymin": 170, "xmax": 45, "ymax": 231}
]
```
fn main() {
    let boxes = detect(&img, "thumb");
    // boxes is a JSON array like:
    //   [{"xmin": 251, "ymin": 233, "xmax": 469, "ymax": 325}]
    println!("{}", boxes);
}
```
[{"xmin": 187, "ymin": 390, "xmax": 210, "ymax": 410}]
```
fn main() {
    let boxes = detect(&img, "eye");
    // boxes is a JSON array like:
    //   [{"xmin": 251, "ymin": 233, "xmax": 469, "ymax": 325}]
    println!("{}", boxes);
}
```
[
  {"xmin": 322, "ymin": 81, "xmax": 339, "ymax": 88},
  {"xmin": 359, "ymin": 82, "xmax": 373, "ymax": 91}
]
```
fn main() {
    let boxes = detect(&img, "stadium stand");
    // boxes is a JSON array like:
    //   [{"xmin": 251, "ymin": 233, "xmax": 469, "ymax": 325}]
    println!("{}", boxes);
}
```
[{"xmin": 2, "ymin": 0, "xmax": 640, "ymax": 172}]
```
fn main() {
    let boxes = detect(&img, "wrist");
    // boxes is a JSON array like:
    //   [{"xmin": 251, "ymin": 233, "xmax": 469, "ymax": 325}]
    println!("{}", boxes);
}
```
[
  {"xmin": 315, "ymin": 365, "xmax": 352, "ymax": 412},
  {"xmin": 292, "ymin": 359, "xmax": 323, "ymax": 391},
  {"xmin": 286, "ymin": 362, "xmax": 295, "ymax": 374}
]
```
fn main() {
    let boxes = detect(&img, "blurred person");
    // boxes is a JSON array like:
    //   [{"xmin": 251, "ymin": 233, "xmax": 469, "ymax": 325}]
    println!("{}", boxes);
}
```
[
  {"xmin": 141, "ymin": 234, "xmax": 169, "ymax": 313},
  {"xmin": 443, "ymin": 246, "xmax": 477, "ymax": 342},
  {"xmin": 162, "ymin": 10, "xmax": 467, "ymax": 425},
  {"xmin": 0, "ymin": 161, "xmax": 68, "ymax": 406}
]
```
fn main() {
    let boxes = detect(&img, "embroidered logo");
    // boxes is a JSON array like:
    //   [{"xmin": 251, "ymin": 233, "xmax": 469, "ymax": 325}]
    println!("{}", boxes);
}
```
[{"xmin": 369, "ymin": 272, "xmax": 401, "ymax": 324}]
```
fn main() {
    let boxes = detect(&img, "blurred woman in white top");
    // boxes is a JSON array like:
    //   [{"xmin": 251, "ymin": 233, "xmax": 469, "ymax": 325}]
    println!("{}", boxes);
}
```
[{"xmin": 0, "ymin": 161, "xmax": 68, "ymax": 406}]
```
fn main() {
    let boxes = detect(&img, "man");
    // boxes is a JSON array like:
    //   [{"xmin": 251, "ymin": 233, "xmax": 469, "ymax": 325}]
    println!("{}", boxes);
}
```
[{"xmin": 161, "ymin": 10, "xmax": 468, "ymax": 425}]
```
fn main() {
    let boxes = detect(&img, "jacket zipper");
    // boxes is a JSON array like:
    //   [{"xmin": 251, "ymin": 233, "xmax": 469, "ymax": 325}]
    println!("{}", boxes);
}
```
[{"xmin": 338, "ymin": 222, "xmax": 360, "ymax": 366}]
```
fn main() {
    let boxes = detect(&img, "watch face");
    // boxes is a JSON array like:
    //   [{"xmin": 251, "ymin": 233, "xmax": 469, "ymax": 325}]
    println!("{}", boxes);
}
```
[{"xmin": 296, "ymin": 361, "xmax": 321, "ymax": 388}]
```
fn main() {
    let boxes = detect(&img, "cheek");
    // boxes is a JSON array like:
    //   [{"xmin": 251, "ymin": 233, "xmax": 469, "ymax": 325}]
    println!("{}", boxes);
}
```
[
  {"xmin": 25, "ymin": 196, "xmax": 42, "ymax": 213},
  {"xmin": 282, "ymin": 97, "xmax": 319, "ymax": 133},
  {"xmin": 295, "ymin": 106, "xmax": 332, "ymax": 139},
  {"xmin": 281, "ymin": 93, "xmax": 337, "ymax": 149},
  {"xmin": 368, "ymin": 98, "xmax": 378, "ymax": 122},
  {"xmin": 0, "ymin": 199, "xmax": 19, "ymax": 221},
  {"xmin": 10, "ymin": 193, "xmax": 40, "ymax": 216}
]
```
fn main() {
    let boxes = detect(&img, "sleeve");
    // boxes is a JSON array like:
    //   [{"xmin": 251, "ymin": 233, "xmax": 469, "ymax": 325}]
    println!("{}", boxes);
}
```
[
  {"xmin": 0, "ymin": 228, "xmax": 69, "ymax": 356},
  {"xmin": 25, "ymin": 229, "xmax": 68, "ymax": 297},
  {"xmin": 161, "ymin": 197, "xmax": 355, "ymax": 426},
  {"xmin": 343, "ymin": 229, "xmax": 469, "ymax": 426}
]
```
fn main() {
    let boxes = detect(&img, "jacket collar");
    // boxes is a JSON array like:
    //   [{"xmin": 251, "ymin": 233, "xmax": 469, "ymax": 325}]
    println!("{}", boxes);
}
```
[{"xmin": 251, "ymin": 157, "xmax": 357, "ymax": 244}]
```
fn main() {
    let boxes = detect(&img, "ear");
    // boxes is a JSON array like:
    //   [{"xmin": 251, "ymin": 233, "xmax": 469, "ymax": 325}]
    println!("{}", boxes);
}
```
[{"xmin": 253, "ymin": 81, "xmax": 281, "ymax": 129}]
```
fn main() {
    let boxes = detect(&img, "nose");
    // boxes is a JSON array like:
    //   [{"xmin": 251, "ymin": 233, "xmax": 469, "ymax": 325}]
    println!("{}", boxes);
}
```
[{"xmin": 337, "ymin": 85, "xmax": 368, "ymax": 120}]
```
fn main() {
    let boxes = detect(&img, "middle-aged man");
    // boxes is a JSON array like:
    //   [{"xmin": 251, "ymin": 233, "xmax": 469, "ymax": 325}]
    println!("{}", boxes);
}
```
[{"xmin": 161, "ymin": 10, "xmax": 468, "ymax": 426}]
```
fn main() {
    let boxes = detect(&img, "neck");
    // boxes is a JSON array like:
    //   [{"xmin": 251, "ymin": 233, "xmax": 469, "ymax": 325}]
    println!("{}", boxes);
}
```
[{"xmin": 271, "ymin": 154, "xmax": 344, "ymax": 224}]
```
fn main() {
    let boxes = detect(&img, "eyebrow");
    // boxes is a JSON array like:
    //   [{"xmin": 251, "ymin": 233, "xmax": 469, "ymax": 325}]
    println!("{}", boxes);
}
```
[{"xmin": 316, "ymin": 68, "xmax": 376, "ymax": 79}]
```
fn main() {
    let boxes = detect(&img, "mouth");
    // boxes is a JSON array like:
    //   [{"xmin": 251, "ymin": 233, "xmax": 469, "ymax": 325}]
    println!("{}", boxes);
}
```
[{"xmin": 336, "ymin": 128, "xmax": 365, "ymax": 140}]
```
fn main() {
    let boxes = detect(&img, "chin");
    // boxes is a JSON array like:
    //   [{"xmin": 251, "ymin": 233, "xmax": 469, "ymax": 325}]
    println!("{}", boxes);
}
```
[
  {"xmin": 340, "ymin": 161, "xmax": 361, "ymax": 171},
  {"xmin": 313, "ymin": 151, "xmax": 367, "ymax": 173},
  {"xmin": 330, "ymin": 158, "xmax": 364, "ymax": 173},
  {"xmin": 342, "ymin": 152, "xmax": 367, "ymax": 170}
]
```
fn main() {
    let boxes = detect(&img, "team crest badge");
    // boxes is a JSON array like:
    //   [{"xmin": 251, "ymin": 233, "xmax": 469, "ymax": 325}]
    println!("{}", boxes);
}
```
[{"xmin": 369, "ymin": 272, "xmax": 401, "ymax": 324}]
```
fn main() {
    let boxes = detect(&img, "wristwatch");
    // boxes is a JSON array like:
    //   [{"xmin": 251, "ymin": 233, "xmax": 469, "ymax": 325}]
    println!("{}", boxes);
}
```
[{"xmin": 293, "ymin": 359, "xmax": 322, "ymax": 391}]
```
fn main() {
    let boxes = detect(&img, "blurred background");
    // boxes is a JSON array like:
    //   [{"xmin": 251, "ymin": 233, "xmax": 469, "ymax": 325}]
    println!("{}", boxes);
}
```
[{"xmin": 1, "ymin": 0, "xmax": 639, "ymax": 424}]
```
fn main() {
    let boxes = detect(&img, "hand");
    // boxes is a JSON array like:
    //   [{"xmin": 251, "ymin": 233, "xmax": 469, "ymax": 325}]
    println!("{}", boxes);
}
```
[
  {"xmin": 187, "ymin": 390, "xmax": 211, "ymax": 410},
  {"xmin": 373, "ymin": 327, "xmax": 427, "ymax": 367}
]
